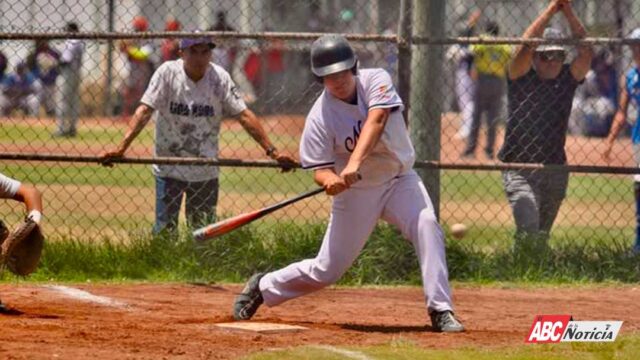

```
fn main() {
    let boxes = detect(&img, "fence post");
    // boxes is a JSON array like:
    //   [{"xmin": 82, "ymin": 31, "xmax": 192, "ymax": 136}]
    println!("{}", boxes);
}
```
[
  {"xmin": 409, "ymin": 0, "xmax": 445, "ymax": 218},
  {"xmin": 397, "ymin": 0, "xmax": 412, "ymax": 125},
  {"xmin": 104, "ymin": 0, "xmax": 115, "ymax": 116}
]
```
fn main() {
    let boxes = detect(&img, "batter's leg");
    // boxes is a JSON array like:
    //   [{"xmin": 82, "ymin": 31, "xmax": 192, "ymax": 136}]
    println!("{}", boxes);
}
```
[
  {"xmin": 380, "ymin": 172, "xmax": 453, "ymax": 313},
  {"xmin": 260, "ymin": 186, "xmax": 386, "ymax": 306}
]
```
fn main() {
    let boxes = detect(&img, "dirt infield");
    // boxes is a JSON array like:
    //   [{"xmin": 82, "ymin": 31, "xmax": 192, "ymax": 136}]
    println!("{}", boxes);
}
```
[{"xmin": 0, "ymin": 283, "xmax": 637, "ymax": 359}]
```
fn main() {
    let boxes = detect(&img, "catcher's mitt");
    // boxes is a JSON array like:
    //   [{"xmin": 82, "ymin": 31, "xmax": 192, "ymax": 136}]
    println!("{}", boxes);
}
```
[{"xmin": 0, "ymin": 218, "xmax": 44, "ymax": 276}]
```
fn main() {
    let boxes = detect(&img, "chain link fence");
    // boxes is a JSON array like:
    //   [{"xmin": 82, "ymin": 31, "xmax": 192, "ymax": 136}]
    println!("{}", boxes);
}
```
[{"xmin": 0, "ymin": 0, "xmax": 637, "ymax": 254}]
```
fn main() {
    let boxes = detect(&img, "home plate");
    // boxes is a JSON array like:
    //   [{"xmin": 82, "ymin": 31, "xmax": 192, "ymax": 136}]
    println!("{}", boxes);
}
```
[{"xmin": 215, "ymin": 322, "xmax": 308, "ymax": 334}]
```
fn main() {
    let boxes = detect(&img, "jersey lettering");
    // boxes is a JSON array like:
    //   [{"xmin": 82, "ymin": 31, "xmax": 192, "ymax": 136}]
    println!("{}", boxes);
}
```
[
  {"xmin": 169, "ymin": 101, "xmax": 215, "ymax": 117},
  {"xmin": 344, "ymin": 120, "xmax": 363, "ymax": 152}
]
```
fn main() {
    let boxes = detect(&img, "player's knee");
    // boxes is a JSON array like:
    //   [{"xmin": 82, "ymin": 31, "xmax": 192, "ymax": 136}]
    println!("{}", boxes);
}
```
[{"xmin": 309, "ymin": 260, "xmax": 347, "ymax": 285}]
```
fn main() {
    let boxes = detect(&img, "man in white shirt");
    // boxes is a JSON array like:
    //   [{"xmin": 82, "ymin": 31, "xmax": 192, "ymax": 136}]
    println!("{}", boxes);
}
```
[
  {"xmin": 101, "ymin": 34, "xmax": 296, "ymax": 234},
  {"xmin": 54, "ymin": 22, "xmax": 84, "ymax": 137},
  {"xmin": 233, "ymin": 35, "xmax": 464, "ymax": 333}
]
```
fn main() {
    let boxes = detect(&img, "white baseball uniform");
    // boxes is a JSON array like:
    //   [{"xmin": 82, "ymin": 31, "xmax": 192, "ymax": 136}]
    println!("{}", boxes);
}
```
[
  {"xmin": 259, "ymin": 68, "xmax": 455, "ymax": 314},
  {"xmin": 141, "ymin": 59, "xmax": 247, "ymax": 182},
  {"xmin": 56, "ymin": 38, "xmax": 85, "ymax": 135}
]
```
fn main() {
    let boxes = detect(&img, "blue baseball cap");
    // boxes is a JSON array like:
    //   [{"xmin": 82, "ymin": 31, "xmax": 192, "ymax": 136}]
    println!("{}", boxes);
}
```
[{"xmin": 179, "ymin": 31, "xmax": 216, "ymax": 50}]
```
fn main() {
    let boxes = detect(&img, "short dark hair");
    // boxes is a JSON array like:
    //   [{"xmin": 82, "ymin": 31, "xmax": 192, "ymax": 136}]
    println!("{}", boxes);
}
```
[
  {"xmin": 485, "ymin": 21, "xmax": 499, "ymax": 36},
  {"xmin": 66, "ymin": 22, "xmax": 79, "ymax": 32}
]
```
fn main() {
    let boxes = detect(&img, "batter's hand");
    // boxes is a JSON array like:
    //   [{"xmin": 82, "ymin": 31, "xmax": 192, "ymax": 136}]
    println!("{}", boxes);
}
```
[
  {"xmin": 323, "ymin": 174, "xmax": 348, "ymax": 196},
  {"xmin": 274, "ymin": 154, "xmax": 299, "ymax": 173},
  {"xmin": 340, "ymin": 163, "xmax": 362, "ymax": 187},
  {"xmin": 99, "ymin": 148, "xmax": 125, "ymax": 168}
]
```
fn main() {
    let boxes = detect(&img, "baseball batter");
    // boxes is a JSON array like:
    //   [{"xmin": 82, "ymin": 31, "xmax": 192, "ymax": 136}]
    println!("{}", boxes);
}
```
[{"xmin": 233, "ymin": 35, "xmax": 464, "ymax": 333}]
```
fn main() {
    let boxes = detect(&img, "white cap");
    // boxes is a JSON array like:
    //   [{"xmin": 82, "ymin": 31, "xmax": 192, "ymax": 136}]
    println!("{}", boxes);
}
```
[{"xmin": 536, "ymin": 27, "xmax": 567, "ymax": 53}]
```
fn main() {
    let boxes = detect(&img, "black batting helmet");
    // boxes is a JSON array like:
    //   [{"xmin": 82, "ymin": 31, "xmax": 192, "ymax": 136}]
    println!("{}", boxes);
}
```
[{"xmin": 310, "ymin": 34, "xmax": 357, "ymax": 77}]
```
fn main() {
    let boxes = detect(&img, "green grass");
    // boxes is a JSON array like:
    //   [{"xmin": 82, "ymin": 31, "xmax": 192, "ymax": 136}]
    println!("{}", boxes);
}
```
[
  {"xmin": 0, "ymin": 162, "xmax": 314, "ymax": 193},
  {"xmin": 0, "ymin": 121, "xmax": 296, "ymax": 151},
  {"xmin": 0, "ymin": 122, "xmax": 154, "ymax": 147},
  {"xmin": 7, "ymin": 221, "xmax": 637, "ymax": 284},
  {"xmin": 243, "ymin": 333, "xmax": 640, "ymax": 359},
  {"xmin": 441, "ymin": 171, "xmax": 635, "ymax": 203}
]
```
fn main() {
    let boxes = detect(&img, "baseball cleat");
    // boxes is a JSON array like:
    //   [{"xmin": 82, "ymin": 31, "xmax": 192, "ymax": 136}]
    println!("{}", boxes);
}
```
[
  {"xmin": 430, "ymin": 310, "xmax": 465, "ymax": 333},
  {"xmin": 233, "ymin": 273, "xmax": 265, "ymax": 320}
]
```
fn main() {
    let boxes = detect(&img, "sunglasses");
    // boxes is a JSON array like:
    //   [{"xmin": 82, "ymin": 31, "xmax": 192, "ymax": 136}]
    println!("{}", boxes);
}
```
[{"xmin": 536, "ymin": 51, "xmax": 566, "ymax": 62}]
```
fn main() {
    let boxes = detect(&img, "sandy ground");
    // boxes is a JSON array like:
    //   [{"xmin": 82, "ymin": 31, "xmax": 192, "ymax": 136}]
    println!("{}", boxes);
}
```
[{"xmin": 0, "ymin": 283, "xmax": 637, "ymax": 359}]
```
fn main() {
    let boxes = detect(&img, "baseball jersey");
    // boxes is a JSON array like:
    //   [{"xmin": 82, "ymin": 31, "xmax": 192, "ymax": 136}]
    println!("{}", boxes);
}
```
[
  {"xmin": 0, "ymin": 172, "xmax": 20, "ymax": 199},
  {"xmin": 141, "ymin": 59, "xmax": 247, "ymax": 181},
  {"xmin": 300, "ymin": 68, "xmax": 415, "ymax": 188},
  {"xmin": 625, "ymin": 67, "xmax": 640, "ymax": 144}
]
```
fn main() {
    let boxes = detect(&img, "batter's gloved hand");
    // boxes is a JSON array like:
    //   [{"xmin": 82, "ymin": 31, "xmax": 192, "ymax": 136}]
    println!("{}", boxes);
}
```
[{"xmin": 0, "ymin": 217, "xmax": 44, "ymax": 276}]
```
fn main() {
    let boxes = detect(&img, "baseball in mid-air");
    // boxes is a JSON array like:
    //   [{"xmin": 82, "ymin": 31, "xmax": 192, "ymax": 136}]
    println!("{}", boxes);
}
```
[{"xmin": 450, "ymin": 223, "xmax": 467, "ymax": 239}]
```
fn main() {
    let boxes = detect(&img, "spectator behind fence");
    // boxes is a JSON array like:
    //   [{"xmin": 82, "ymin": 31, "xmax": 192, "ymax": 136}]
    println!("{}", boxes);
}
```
[
  {"xmin": 161, "ymin": 17, "xmax": 181, "ymax": 62},
  {"xmin": 0, "ymin": 62, "xmax": 41, "ymax": 116},
  {"xmin": 602, "ymin": 28, "xmax": 640, "ymax": 254},
  {"xmin": 462, "ymin": 20, "xmax": 511, "ymax": 160},
  {"xmin": 570, "ymin": 48, "xmax": 618, "ymax": 137},
  {"xmin": 54, "ymin": 22, "xmax": 84, "ymax": 138},
  {"xmin": 100, "ymin": 34, "xmax": 297, "ymax": 235},
  {"xmin": 119, "ymin": 15, "xmax": 156, "ymax": 119},
  {"xmin": 446, "ymin": 9, "xmax": 480, "ymax": 140},
  {"xmin": 497, "ymin": 0, "xmax": 592, "ymax": 254},
  {"xmin": 27, "ymin": 40, "xmax": 60, "ymax": 117}
]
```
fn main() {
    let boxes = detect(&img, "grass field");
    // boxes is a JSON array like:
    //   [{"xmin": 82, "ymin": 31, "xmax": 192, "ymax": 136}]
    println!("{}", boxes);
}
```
[
  {"xmin": 245, "ymin": 335, "xmax": 640, "ymax": 360},
  {"xmin": 245, "ymin": 334, "xmax": 640, "ymax": 359},
  {"xmin": 0, "ymin": 115, "xmax": 636, "ymax": 252},
  {"xmin": 0, "ymin": 117, "xmax": 637, "ymax": 274},
  {"xmin": 0, "ymin": 117, "xmax": 638, "ymax": 359}
]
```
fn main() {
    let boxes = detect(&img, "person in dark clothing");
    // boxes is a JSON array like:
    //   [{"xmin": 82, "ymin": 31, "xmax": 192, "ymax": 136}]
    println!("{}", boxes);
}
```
[{"xmin": 498, "ymin": 0, "xmax": 592, "ymax": 252}]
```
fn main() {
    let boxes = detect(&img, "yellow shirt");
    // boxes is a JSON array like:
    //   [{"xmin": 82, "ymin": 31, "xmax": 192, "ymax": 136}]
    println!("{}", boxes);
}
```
[{"xmin": 471, "ymin": 41, "xmax": 512, "ymax": 78}]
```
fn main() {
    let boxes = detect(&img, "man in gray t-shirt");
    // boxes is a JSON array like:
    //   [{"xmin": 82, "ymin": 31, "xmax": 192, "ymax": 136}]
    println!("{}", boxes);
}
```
[
  {"xmin": 499, "ymin": 0, "xmax": 592, "ymax": 252},
  {"xmin": 102, "ymin": 37, "xmax": 297, "ymax": 233},
  {"xmin": 101, "ymin": 35, "xmax": 296, "ymax": 234}
]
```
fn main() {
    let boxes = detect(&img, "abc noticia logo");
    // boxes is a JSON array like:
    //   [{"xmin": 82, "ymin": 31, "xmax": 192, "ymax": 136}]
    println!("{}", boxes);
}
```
[{"xmin": 526, "ymin": 315, "xmax": 623, "ymax": 343}]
